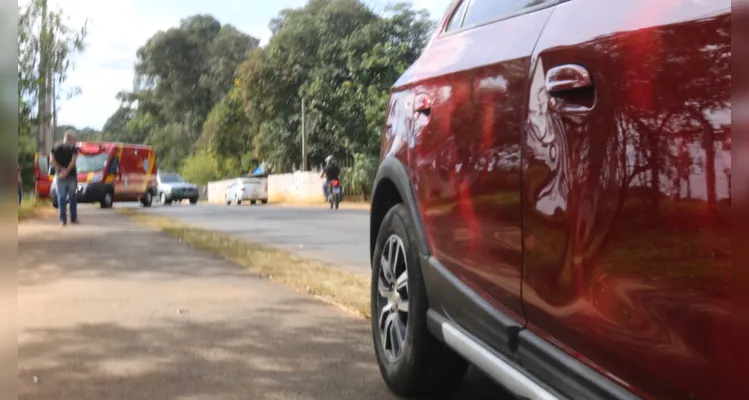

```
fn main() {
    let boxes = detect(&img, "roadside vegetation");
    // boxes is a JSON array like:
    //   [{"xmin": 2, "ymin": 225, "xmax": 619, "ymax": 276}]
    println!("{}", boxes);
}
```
[
  {"xmin": 87, "ymin": 0, "xmax": 432, "ymax": 196},
  {"xmin": 17, "ymin": 196, "xmax": 51, "ymax": 222},
  {"xmin": 118, "ymin": 209, "xmax": 371, "ymax": 318}
]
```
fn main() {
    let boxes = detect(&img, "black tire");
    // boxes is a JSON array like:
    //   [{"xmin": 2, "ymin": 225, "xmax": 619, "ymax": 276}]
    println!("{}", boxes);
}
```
[
  {"xmin": 261, "ymin": 199, "xmax": 268, "ymax": 204},
  {"xmin": 371, "ymin": 204, "xmax": 468, "ymax": 397},
  {"xmin": 250, "ymin": 200, "xmax": 257, "ymax": 205},
  {"xmin": 100, "ymin": 191, "xmax": 114, "ymax": 209},
  {"xmin": 160, "ymin": 192, "xmax": 173, "ymax": 206},
  {"xmin": 189, "ymin": 197, "xmax": 198, "ymax": 205},
  {"xmin": 141, "ymin": 191, "xmax": 153, "ymax": 207},
  {"xmin": 237, "ymin": 200, "xmax": 242, "ymax": 205}
]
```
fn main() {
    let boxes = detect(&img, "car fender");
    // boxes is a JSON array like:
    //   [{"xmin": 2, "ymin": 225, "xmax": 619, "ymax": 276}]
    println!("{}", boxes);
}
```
[{"xmin": 370, "ymin": 156, "xmax": 430, "ymax": 260}]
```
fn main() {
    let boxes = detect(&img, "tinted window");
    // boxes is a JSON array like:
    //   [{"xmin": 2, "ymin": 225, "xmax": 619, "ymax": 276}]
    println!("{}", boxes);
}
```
[
  {"xmin": 462, "ymin": 0, "xmax": 549, "ymax": 28},
  {"xmin": 160, "ymin": 174, "xmax": 184, "ymax": 183},
  {"xmin": 109, "ymin": 157, "xmax": 120, "ymax": 173},
  {"xmin": 445, "ymin": 0, "xmax": 469, "ymax": 32}
]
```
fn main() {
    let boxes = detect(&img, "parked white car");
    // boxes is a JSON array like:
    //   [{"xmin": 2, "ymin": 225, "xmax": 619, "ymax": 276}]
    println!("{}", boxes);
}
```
[{"xmin": 225, "ymin": 176, "xmax": 268, "ymax": 205}]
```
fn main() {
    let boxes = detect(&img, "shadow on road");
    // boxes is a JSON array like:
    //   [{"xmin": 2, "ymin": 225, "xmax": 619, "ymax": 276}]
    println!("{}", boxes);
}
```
[{"xmin": 18, "ymin": 208, "xmax": 512, "ymax": 400}]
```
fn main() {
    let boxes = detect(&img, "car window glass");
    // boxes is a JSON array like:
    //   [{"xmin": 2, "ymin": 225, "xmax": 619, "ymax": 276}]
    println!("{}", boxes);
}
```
[
  {"xmin": 462, "ymin": 0, "xmax": 549, "ymax": 28},
  {"xmin": 109, "ymin": 157, "xmax": 120, "ymax": 174},
  {"xmin": 445, "ymin": 0, "xmax": 469, "ymax": 32}
]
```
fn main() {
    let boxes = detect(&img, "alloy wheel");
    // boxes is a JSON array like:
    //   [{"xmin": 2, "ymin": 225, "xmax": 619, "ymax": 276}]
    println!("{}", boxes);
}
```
[{"xmin": 377, "ymin": 234, "xmax": 410, "ymax": 362}]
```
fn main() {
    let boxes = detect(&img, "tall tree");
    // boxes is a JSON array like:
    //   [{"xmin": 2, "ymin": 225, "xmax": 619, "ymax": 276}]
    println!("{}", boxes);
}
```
[
  {"xmin": 237, "ymin": 0, "xmax": 434, "ymax": 171},
  {"xmin": 106, "ymin": 14, "xmax": 259, "ymax": 171},
  {"xmin": 18, "ymin": 0, "xmax": 87, "ymax": 152}
]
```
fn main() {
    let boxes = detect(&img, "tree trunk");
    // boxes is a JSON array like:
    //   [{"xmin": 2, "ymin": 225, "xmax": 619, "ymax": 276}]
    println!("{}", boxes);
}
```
[
  {"xmin": 36, "ymin": 0, "xmax": 49, "ymax": 152},
  {"xmin": 691, "ymin": 108, "xmax": 718, "ymax": 220}
]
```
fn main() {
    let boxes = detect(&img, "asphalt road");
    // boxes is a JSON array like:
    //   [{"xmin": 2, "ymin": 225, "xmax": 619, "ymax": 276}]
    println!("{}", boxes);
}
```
[{"xmin": 139, "ymin": 202, "xmax": 371, "ymax": 276}]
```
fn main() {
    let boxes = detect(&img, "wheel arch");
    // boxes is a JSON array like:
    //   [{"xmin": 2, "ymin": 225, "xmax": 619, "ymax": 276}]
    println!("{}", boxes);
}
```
[{"xmin": 370, "ymin": 156, "xmax": 431, "ymax": 264}]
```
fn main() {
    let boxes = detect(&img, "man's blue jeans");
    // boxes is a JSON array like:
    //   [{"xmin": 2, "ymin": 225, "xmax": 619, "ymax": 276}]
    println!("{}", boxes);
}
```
[
  {"xmin": 55, "ymin": 176, "xmax": 78, "ymax": 224},
  {"xmin": 322, "ymin": 181, "xmax": 328, "ymax": 200}
]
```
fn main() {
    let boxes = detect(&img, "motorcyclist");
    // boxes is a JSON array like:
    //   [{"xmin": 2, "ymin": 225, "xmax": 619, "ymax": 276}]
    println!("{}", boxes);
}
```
[{"xmin": 320, "ymin": 155, "xmax": 341, "ymax": 201}]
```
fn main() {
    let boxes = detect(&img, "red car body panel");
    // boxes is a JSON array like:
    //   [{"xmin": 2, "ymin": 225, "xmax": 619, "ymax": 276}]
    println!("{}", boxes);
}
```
[
  {"xmin": 522, "ymin": 1, "xmax": 731, "ymax": 399},
  {"xmin": 379, "ymin": 0, "xmax": 732, "ymax": 399},
  {"xmin": 400, "ymin": 1, "xmax": 556, "ymax": 323},
  {"xmin": 34, "ymin": 152, "xmax": 52, "ymax": 198}
]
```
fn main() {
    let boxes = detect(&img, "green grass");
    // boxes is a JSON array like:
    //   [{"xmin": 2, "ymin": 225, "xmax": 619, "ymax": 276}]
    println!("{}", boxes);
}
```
[
  {"xmin": 117, "ymin": 208, "xmax": 372, "ymax": 318},
  {"xmin": 17, "ymin": 196, "xmax": 51, "ymax": 222}
]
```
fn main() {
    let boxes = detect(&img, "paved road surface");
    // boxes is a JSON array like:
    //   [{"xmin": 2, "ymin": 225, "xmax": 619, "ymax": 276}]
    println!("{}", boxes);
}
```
[
  {"xmin": 18, "ymin": 207, "xmax": 512, "ymax": 399},
  {"xmin": 139, "ymin": 202, "xmax": 371, "ymax": 276}
]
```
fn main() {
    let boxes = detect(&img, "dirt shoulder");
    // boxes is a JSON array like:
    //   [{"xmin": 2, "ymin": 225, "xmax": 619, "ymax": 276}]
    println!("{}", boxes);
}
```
[
  {"xmin": 17, "ymin": 206, "xmax": 391, "ymax": 400},
  {"xmin": 18, "ymin": 205, "xmax": 508, "ymax": 399}
]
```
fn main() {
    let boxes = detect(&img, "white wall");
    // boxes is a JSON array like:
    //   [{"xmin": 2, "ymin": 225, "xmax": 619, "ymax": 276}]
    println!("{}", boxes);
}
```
[{"xmin": 206, "ymin": 172, "xmax": 325, "ymax": 204}]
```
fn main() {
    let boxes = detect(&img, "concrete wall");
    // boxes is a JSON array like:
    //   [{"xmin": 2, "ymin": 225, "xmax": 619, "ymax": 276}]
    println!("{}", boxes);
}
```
[
  {"xmin": 268, "ymin": 171, "xmax": 324, "ymax": 203},
  {"xmin": 206, "ymin": 179, "xmax": 233, "ymax": 203},
  {"xmin": 206, "ymin": 171, "xmax": 324, "ymax": 204}
]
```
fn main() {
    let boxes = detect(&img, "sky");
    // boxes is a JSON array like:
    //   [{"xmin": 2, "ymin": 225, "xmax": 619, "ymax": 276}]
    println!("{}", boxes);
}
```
[{"xmin": 40, "ymin": 0, "xmax": 453, "ymax": 130}]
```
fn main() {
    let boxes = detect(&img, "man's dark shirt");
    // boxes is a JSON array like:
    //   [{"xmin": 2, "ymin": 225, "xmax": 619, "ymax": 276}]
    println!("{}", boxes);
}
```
[
  {"xmin": 51, "ymin": 141, "xmax": 78, "ymax": 177},
  {"xmin": 324, "ymin": 164, "xmax": 340, "ymax": 181}
]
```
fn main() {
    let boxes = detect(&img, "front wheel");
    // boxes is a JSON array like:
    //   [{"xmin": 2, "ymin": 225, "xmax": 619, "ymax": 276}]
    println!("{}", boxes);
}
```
[
  {"xmin": 100, "ymin": 191, "xmax": 114, "ymax": 209},
  {"xmin": 160, "ymin": 192, "xmax": 172, "ymax": 206},
  {"xmin": 189, "ymin": 197, "xmax": 198, "ymax": 205},
  {"xmin": 371, "ymin": 204, "xmax": 468, "ymax": 397},
  {"xmin": 141, "ymin": 191, "xmax": 153, "ymax": 207}
]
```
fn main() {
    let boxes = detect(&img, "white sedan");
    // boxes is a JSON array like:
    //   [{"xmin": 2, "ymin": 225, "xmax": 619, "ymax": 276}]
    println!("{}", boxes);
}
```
[{"xmin": 225, "ymin": 176, "xmax": 268, "ymax": 205}]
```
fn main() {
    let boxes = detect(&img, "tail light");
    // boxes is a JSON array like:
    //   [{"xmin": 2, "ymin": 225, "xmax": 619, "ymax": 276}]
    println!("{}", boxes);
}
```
[{"xmin": 332, "ymin": 180, "xmax": 340, "ymax": 187}]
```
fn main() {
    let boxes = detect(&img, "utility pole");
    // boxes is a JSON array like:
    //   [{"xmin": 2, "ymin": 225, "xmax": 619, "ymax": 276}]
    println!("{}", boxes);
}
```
[
  {"xmin": 301, "ymin": 98, "xmax": 307, "ymax": 171},
  {"xmin": 36, "ymin": 0, "xmax": 55, "ymax": 152},
  {"xmin": 36, "ymin": 0, "xmax": 48, "ymax": 153}
]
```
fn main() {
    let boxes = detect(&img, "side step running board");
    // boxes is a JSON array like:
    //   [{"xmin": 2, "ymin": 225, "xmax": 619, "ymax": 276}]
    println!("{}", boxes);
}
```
[{"xmin": 428, "ymin": 310, "xmax": 561, "ymax": 400}]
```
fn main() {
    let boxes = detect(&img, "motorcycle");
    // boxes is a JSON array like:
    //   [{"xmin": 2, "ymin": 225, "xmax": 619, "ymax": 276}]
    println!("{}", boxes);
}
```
[{"xmin": 327, "ymin": 179, "xmax": 343, "ymax": 209}]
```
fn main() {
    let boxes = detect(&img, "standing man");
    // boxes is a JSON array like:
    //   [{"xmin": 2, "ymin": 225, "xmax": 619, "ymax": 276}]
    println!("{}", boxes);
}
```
[{"xmin": 50, "ymin": 129, "xmax": 79, "ymax": 226}]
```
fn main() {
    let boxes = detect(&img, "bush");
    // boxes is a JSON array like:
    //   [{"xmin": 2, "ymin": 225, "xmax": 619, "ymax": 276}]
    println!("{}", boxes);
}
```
[
  {"xmin": 180, "ymin": 151, "xmax": 220, "ymax": 185},
  {"xmin": 342, "ymin": 153, "xmax": 377, "ymax": 201}
]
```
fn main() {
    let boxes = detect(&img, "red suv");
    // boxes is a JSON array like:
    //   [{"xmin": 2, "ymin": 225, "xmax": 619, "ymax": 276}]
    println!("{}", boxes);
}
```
[{"xmin": 368, "ymin": 1, "xmax": 731, "ymax": 399}]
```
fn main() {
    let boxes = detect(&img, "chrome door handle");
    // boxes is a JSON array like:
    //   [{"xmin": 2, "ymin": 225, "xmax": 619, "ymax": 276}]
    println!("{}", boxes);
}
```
[{"xmin": 545, "ymin": 64, "xmax": 592, "ymax": 94}]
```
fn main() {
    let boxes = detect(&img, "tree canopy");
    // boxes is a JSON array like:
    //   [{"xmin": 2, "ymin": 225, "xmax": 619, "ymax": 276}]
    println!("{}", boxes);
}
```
[{"xmin": 100, "ymin": 0, "xmax": 435, "ymax": 186}]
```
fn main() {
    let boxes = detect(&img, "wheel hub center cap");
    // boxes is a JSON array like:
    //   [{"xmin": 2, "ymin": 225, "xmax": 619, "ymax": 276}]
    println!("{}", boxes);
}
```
[{"xmin": 389, "ymin": 291, "xmax": 400, "ymax": 308}]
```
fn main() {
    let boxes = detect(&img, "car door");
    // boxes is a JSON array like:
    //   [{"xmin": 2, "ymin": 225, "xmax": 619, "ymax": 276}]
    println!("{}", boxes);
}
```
[
  {"xmin": 520, "ymin": 0, "xmax": 731, "ymax": 398},
  {"xmin": 410, "ymin": 0, "xmax": 559, "ymax": 337},
  {"xmin": 119, "ymin": 147, "xmax": 140, "ymax": 201},
  {"xmin": 108, "ymin": 154, "xmax": 125, "ymax": 201},
  {"xmin": 34, "ymin": 153, "xmax": 51, "ymax": 198}
]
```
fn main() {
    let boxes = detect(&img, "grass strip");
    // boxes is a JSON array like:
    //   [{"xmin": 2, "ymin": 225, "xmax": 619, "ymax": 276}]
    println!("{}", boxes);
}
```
[
  {"xmin": 17, "ymin": 197, "xmax": 52, "ymax": 222},
  {"xmin": 117, "ymin": 208, "xmax": 371, "ymax": 319}
]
